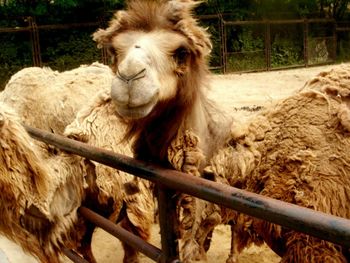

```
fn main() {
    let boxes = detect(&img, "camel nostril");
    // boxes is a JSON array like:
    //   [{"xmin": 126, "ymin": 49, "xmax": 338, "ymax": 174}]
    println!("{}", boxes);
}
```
[
  {"xmin": 116, "ymin": 67, "xmax": 147, "ymax": 87},
  {"xmin": 135, "ymin": 45, "xmax": 141, "ymax": 48}
]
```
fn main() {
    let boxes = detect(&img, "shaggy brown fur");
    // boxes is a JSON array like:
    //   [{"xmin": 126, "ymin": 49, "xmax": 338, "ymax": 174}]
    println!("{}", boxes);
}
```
[
  {"xmin": 93, "ymin": 1, "xmax": 231, "ymax": 261},
  {"xmin": 0, "ymin": 62, "xmax": 112, "ymax": 157},
  {"xmin": 0, "ymin": 62, "xmax": 110, "ymax": 134},
  {"xmin": 65, "ymin": 90, "xmax": 154, "ymax": 263},
  {"xmin": 201, "ymin": 65, "xmax": 350, "ymax": 262},
  {"xmin": 0, "ymin": 89, "xmax": 155, "ymax": 263},
  {"xmin": 93, "ymin": 0, "xmax": 228, "ymax": 165},
  {"xmin": 0, "ymin": 102, "xmax": 86, "ymax": 263}
]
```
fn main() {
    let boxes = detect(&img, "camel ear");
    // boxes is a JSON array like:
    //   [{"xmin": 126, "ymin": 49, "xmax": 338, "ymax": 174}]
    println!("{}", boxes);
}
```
[
  {"xmin": 167, "ymin": 0, "xmax": 212, "ymax": 57},
  {"xmin": 166, "ymin": 0, "xmax": 202, "ymax": 22},
  {"xmin": 92, "ymin": 10, "xmax": 128, "ymax": 48}
]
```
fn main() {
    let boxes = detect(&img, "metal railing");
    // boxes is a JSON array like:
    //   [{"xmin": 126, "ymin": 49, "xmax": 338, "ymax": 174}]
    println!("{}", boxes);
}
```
[
  {"xmin": 0, "ymin": 17, "xmax": 349, "ymax": 72},
  {"xmin": 221, "ymin": 18, "xmax": 339, "ymax": 73},
  {"xmin": 24, "ymin": 125, "xmax": 350, "ymax": 263}
]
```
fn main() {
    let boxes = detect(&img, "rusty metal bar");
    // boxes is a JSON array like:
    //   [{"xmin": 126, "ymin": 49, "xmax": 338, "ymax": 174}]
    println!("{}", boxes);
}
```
[
  {"xmin": 226, "ymin": 50, "xmax": 265, "ymax": 55},
  {"xmin": 265, "ymin": 21, "xmax": 271, "ymax": 71},
  {"xmin": 336, "ymin": 27, "xmax": 350, "ymax": 32},
  {"xmin": 224, "ymin": 18, "xmax": 335, "ymax": 26},
  {"xmin": 304, "ymin": 20, "xmax": 309, "ymax": 66},
  {"xmin": 78, "ymin": 207, "xmax": 162, "ymax": 262},
  {"xmin": 0, "ymin": 27, "xmax": 30, "ymax": 33},
  {"xmin": 224, "ymin": 19, "xmax": 303, "ymax": 26},
  {"xmin": 332, "ymin": 20, "xmax": 337, "ymax": 62},
  {"xmin": 25, "ymin": 125, "xmax": 350, "ymax": 248},
  {"xmin": 0, "ymin": 22, "xmax": 99, "ymax": 33},
  {"xmin": 219, "ymin": 17, "xmax": 225, "ymax": 72},
  {"xmin": 38, "ymin": 22, "xmax": 99, "ymax": 30},
  {"xmin": 157, "ymin": 185, "xmax": 180, "ymax": 263},
  {"xmin": 27, "ymin": 17, "xmax": 42, "ymax": 67},
  {"xmin": 62, "ymin": 248, "xmax": 89, "ymax": 263},
  {"xmin": 222, "ymin": 21, "xmax": 227, "ymax": 74},
  {"xmin": 198, "ymin": 14, "xmax": 221, "ymax": 20}
]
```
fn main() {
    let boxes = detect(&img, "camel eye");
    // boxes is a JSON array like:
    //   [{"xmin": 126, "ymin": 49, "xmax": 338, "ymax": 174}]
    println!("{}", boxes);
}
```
[
  {"xmin": 105, "ymin": 44, "xmax": 117, "ymax": 64},
  {"xmin": 173, "ymin": 46, "xmax": 189, "ymax": 65},
  {"xmin": 106, "ymin": 44, "xmax": 116, "ymax": 57}
]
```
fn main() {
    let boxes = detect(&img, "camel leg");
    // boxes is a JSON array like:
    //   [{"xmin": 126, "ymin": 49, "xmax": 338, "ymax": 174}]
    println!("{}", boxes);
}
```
[
  {"xmin": 77, "ymin": 222, "xmax": 97, "ymax": 263},
  {"xmin": 203, "ymin": 229, "xmax": 213, "ymax": 252},
  {"xmin": 194, "ymin": 209, "xmax": 221, "ymax": 260},
  {"xmin": 226, "ymin": 224, "xmax": 239, "ymax": 263},
  {"xmin": 119, "ymin": 216, "xmax": 140, "ymax": 263}
]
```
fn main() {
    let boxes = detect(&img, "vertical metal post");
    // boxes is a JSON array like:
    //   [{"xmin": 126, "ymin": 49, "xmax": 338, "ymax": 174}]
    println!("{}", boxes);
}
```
[
  {"xmin": 28, "ymin": 16, "xmax": 42, "ymax": 67},
  {"xmin": 332, "ymin": 19, "xmax": 337, "ymax": 62},
  {"xmin": 219, "ymin": 17, "xmax": 225, "ymax": 73},
  {"xmin": 303, "ymin": 19, "xmax": 309, "ymax": 67},
  {"xmin": 222, "ymin": 20, "xmax": 227, "ymax": 74},
  {"xmin": 157, "ymin": 185, "xmax": 180, "ymax": 263},
  {"xmin": 265, "ymin": 21, "xmax": 271, "ymax": 71}
]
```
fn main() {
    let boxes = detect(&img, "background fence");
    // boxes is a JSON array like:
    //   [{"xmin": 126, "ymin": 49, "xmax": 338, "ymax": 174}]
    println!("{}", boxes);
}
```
[{"xmin": 1, "ymin": 16, "xmax": 350, "ymax": 89}]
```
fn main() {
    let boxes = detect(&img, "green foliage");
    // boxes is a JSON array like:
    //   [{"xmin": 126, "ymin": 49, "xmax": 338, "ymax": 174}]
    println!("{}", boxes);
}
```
[
  {"xmin": 0, "ymin": 0, "xmax": 350, "ymax": 88},
  {"xmin": 337, "ymin": 31, "xmax": 350, "ymax": 62},
  {"xmin": 225, "ymin": 27, "xmax": 265, "ymax": 72},
  {"xmin": 231, "ymin": 28, "xmax": 264, "ymax": 52},
  {"xmin": 271, "ymin": 34, "xmax": 304, "ymax": 67},
  {"xmin": 319, "ymin": 0, "xmax": 350, "ymax": 20},
  {"xmin": 0, "ymin": 33, "xmax": 33, "ymax": 90},
  {"xmin": 227, "ymin": 52, "xmax": 266, "ymax": 72},
  {"xmin": 199, "ymin": 18, "xmax": 222, "ymax": 69},
  {"xmin": 255, "ymin": 0, "xmax": 319, "ymax": 19},
  {"xmin": 0, "ymin": 0, "xmax": 124, "ymax": 24},
  {"xmin": 40, "ymin": 28, "xmax": 101, "ymax": 70}
]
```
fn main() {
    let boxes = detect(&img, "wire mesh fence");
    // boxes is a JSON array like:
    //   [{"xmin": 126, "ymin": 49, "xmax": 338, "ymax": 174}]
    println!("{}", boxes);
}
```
[{"xmin": 1, "ymin": 16, "xmax": 350, "ymax": 89}]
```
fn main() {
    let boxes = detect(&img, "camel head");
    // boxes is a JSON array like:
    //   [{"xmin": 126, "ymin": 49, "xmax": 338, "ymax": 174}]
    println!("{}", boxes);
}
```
[{"xmin": 93, "ymin": 0, "xmax": 212, "ymax": 120}]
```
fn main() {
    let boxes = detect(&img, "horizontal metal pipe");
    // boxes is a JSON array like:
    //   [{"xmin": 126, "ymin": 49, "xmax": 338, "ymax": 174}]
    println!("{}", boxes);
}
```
[
  {"xmin": 62, "ymin": 248, "xmax": 89, "ymax": 263},
  {"xmin": 0, "ymin": 27, "xmax": 31, "ymax": 33},
  {"xmin": 25, "ymin": 125, "xmax": 350, "ymax": 247},
  {"xmin": 78, "ymin": 207, "xmax": 162, "ymax": 262},
  {"xmin": 224, "ymin": 18, "xmax": 335, "ymax": 26},
  {"xmin": 37, "ymin": 22, "xmax": 99, "ymax": 30}
]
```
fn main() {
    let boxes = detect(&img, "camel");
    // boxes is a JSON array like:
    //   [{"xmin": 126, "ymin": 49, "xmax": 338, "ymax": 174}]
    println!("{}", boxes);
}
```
[
  {"xmin": 93, "ymin": 0, "xmax": 231, "ymax": 260},
  {"xmin": 0, "ymin": 62, "xmax": 154, "ymax": 262},
  {"xmin": 0, "ymin": 90, "xmax": 155, "ymax": 263},
  {"xmin": 196, "ymin": 65, "xmax": 350, "ymax": 262}
]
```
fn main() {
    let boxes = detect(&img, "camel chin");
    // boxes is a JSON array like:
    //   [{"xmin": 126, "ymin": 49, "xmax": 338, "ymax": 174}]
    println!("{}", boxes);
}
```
[
  {"xmin": 114, "ymin": 97, "xmax": 158, "ymax": 119},
  {"xmin": 110, "ymin": 74, "xmax": 160, "ymax": 119}
]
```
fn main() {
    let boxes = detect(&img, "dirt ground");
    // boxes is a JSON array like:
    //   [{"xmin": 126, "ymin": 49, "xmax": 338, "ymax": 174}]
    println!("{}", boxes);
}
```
[{"xmin": 0, "ymin": 63, "xmax": 348, "ymax": 263}]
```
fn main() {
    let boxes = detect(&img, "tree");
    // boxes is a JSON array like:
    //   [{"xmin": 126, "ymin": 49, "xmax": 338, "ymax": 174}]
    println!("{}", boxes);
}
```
[{"xmin": 319, "ymin": 0, "xmax": 350, "ymax": 20}]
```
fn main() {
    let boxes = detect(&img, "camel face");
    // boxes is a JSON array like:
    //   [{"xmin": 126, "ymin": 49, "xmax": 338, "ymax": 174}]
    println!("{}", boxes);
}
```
[
  {"xmin": 109, "ymin": 30, "xmax": 189, "ymax": 119},
  {"xmin": 93, "ymin": 0, "xmax": 213, "ymax": 120}
]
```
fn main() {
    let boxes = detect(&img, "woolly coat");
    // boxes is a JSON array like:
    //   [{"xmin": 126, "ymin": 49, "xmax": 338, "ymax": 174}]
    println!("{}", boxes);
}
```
[
  {"xmin": 0, "ymin": 102, "xmax": 86, "ymax": 263},
  {"xmin": 0, "ymin": 89, "xmax": 154, "ymax": 262},
  {"xmin": 204, "ymin": 65, "xmax": 350, "ymax": 262},
  {"xmin": 0, "ymin": 62, "xmax": 111, "ymax": 134}
]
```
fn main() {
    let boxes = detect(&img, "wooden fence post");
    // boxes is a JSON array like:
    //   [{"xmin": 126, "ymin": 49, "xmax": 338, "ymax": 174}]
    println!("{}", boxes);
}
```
[{"xmin": 27, "ymin": 16, "xmax": 42, "ymax": 67}]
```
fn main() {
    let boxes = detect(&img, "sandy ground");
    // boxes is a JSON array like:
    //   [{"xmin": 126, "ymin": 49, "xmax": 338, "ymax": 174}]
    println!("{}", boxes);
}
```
[{"xmin": 0, "ymin": 63, "xmax": 348, "ymax": 263}]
